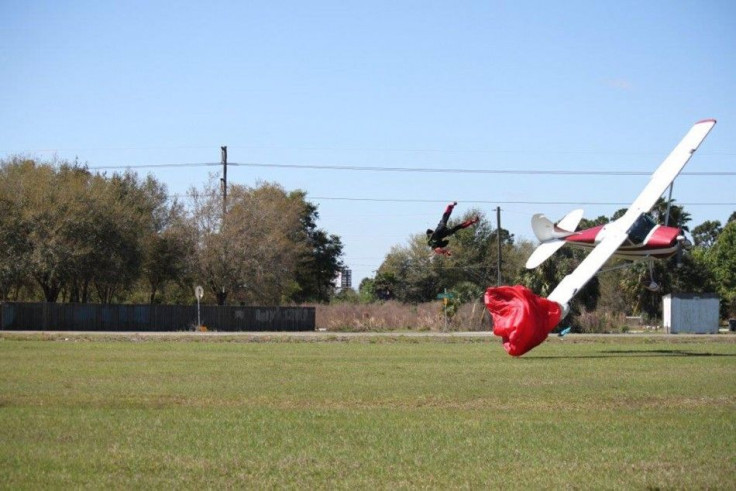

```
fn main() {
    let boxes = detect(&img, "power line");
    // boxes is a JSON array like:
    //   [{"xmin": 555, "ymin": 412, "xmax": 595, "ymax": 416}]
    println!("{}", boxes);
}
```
[
  {"xmin": 85, "ymin": 161, "xmax": 736, "ymax": 176},
  {"xmin": 9, "ymin": 143, "xmax": 736, "ymax": 156},
  {"xmin": 236, "ymin": 162, "xmax": 736, "ymax": 176},
  {"xmin": 169, "ymin": 193, "xmax": 735, "ymax": 207},
  {"xmin": 304, "ymin": 197, "xmax": 630, "ymax": 205},
  {"xmin": 89, "ymin": 162, "xmax": 221, "ymax": 170}
]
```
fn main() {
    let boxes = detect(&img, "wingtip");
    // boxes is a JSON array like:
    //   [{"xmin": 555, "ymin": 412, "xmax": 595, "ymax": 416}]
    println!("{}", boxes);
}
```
[{"xmin": 695, "ymin": 118, "xmax": 717, "ymax": 125}]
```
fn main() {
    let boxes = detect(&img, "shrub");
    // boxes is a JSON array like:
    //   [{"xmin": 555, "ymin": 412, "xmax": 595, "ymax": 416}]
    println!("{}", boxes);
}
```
[
  {"xmin": 575, "ymin": 309, "xmax": 628, "ymax": 333},
  {"xmin": 314, "ymin": 300, "xmax": 492, "ymax": 332}
]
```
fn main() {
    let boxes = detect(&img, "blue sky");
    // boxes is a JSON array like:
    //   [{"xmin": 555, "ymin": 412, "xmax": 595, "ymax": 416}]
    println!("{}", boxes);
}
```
[{"xmin": 2, "ymin": 1, "xmax": 734, "ymax": 287}]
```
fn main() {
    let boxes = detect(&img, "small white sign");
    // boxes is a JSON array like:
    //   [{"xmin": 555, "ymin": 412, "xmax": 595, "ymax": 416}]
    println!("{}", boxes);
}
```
[{"xmin": 195, "ymin": 285, "xmax": 204, "ymax": 300}]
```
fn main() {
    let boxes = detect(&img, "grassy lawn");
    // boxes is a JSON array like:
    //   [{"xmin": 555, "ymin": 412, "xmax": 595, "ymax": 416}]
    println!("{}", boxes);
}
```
[{"xmin": 1, "ymin": 334, "xmax": 734, "ymax": 489}]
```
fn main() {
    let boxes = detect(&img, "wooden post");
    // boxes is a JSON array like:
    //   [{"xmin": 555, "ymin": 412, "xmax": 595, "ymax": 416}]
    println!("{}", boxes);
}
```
[{"xmin": 221, "ymin": 146, "xmax": 228, "ymax": 218}]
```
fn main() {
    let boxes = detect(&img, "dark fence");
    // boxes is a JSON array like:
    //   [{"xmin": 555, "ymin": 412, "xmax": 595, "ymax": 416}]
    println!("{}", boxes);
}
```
[{"xmin": 0, "ymin": 303, "xmax": 315, "ymax": 332}]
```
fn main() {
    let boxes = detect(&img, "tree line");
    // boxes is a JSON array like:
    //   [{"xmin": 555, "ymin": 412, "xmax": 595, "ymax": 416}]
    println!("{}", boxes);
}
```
[
  {"xmin": 356, "ymin": 204, "xmax": 736, "ymax": 322},
  {"xmin": 0, "ymin": 157, "xmax": 344, "ymax": 305},
  {"xmin": 3, "ymin": 156, "xmax": 735, "ymax": 322}
]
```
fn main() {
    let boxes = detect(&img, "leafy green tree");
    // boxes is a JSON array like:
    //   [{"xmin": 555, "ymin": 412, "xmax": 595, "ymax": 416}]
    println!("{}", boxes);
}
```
[
  {"xmin": 669, "ymin": 249, "xmax": 716, "ymax": 294},
  {"xmin": 372, "ymin": 271, "xmax": 400, "ymax": 300},
  {"xmin": 611, "ymin": 208, "xmax": 627, "ymax": 221},
  {"xmin": 357, "ymin": 277, "xmax": 376, "ymax": 302},
  {"xmin": 596, "ymin": 267, "xmax": 630, "ymax": 314},
  {"xmin": 225, "ymin": 183, "xmax": 310, "ymax": 305},
  {"xmin": 189, "ymin": 180, "xmax": 328, "ymax": 305},
  {"xmin": 577, "ymin": 215, "xmax": 610, "ymax": 229},
  {"xmin": 0, "ymin": 157, "xmax": 185, "ymax": 303},
  {"xmin": 650, "ymin": 197, "xmax": 690, "ymax": 230},
  {"xmin": 291, "ymin": 197, "xmax": 344, "ymax": 303},
  {"xmin": 452, "ymin": 210, "xmax": 517, "ymax": 289},
  {"xmin": 691, "ymin": 220, "xmax": 722, "ymax": 248},
  {"xmin": 707, "ymin": 220, "xmax": 736, "ymax": 317},
  {"xmin": 188, "ymin": 178, "xmax": 231, "ymax": 304},
  {"xmin": 22, "ymin": 161, "xmax": 74, "ymax": 302},
  {"xmin": 617, "ymin": 257, "xmax": 695, "ymax": 319},
  {"xmin": 16, "ymin": 161, "xmax": 141, "ymax": 303},
  {"xmin": 331, "ymin": 287, "xmax": 360, "ymax": 304},
  {"xmin": 0, "ymin": 159, "xmax": 34, "ymax": 300},
  {"xmin": 87, "ymin": 172, "xmax": 150, "ymax": 303},
  {"xmin": 377, "ymin": 239, "xmax": 439, "ymax": 303},
  {"xmin": 450, "ymin": 281, "xmax": 484, "ymax": 304},
  {"xmin": 140, "ymin": 192, "xmax": 195, "ymax": 304},
  {"xmin": 374, "ymin": 211, "xmax": 524, "ymax": 303}
]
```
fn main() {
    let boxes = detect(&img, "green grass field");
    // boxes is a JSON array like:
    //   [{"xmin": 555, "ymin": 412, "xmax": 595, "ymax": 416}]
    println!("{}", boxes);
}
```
[{"xmin": 1, "ymin": 333, "xmax": 734, "ymax": 489}]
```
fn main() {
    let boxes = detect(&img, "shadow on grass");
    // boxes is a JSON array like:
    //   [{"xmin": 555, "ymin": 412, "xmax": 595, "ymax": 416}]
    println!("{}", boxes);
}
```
[{"xmin": 528, "ymin": 349, "xmax": 736, "ymax": 360}]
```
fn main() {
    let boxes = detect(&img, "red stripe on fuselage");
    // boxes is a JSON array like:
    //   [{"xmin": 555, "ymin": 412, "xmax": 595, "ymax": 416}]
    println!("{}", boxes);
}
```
[
  {"xmin": 565, "ymin": 225, "xmax": 603, "ymax": 245},
  {"xmin": 561, "ymin": 224, "xmax": 681, "ymax": 260}
]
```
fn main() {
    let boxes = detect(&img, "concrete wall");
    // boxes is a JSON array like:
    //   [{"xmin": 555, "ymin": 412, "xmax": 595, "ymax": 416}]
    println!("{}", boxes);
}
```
[{"xmin": 0, "ymin": 303, "xmax": 315, "ymax": 332}]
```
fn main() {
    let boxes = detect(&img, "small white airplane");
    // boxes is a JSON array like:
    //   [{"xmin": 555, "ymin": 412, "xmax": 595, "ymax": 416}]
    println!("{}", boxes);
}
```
[
  {"xmin": 528, "ymin": 119, "xmax": 717, "ymax": 317},
  {"xmin": 526, "ymin": 208, "xmax": 689, "ymax": 270}
]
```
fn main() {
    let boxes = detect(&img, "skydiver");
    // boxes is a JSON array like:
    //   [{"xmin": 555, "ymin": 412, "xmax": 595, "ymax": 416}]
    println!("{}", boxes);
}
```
[{"xmin": 426, "ymin": 202, "xmax": 479, "ymax": 256}]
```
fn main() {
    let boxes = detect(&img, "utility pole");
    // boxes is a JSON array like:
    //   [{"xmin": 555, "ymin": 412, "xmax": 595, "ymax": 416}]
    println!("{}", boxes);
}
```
[
  {"xmin": 220, "ymin": 146, "xmax": 228, "ymax": 218},
  {"xmin": 219, "ymin": 146, "xmax": 228, "ymax": 306},
  {"xmin": 496, "ymin": 206, "xmax": 502, "ymax": 286}
]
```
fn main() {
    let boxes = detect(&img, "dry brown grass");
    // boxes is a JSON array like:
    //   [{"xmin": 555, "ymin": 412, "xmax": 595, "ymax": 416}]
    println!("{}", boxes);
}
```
[
  {"xmin": 313, "ymin": 301, "xmax": 657, "ymax": 334},
  {"xmin": 313, "ymin": 300, "xmax": 493, "ymax": 332},
  {"xmin": 575, "ymin": 308, "xmax": 636, "ymax": 333}
]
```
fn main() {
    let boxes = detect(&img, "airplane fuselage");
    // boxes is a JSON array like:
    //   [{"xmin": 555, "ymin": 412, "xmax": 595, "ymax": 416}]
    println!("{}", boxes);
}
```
[{"xmin": 563, "ymin": 222, "xmax": 682, "ymax": 260}]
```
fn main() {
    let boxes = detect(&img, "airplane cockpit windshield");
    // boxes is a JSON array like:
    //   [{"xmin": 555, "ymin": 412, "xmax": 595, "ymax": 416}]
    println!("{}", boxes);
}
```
[{"xmin": 627, "ymin": 214, "xmax": 658, "ymax": 245}]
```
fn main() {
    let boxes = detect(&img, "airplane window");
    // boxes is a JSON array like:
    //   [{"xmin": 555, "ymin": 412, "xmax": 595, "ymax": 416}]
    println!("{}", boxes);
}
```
[{"xmin": 628, "ymin": 214, "xmax": 657, "ymax": 244}]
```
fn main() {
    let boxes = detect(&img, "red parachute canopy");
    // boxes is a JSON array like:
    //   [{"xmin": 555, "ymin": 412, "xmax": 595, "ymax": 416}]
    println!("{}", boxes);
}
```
[{"xmin": 484, "ymin": 285, "xmax": 562, "ymax": 356}]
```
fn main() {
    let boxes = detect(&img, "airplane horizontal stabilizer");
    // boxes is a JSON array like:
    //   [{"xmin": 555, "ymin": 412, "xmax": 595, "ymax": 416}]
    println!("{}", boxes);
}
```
[{"xmin": 525, "ymin": 240, "xmax": 567, "ymax": 269}]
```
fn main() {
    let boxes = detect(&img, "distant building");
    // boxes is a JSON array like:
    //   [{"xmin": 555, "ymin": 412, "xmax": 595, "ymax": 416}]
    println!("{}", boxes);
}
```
[{"xmin": 340, "ymin": 268, "xmax": 352, "ymax": 290}]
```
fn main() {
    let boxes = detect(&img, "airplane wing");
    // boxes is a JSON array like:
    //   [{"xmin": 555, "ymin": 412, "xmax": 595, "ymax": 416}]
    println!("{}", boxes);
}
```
[
  {"xmin": 618, "ymin": 119, "xmax": 716, "ymax": 228},
  {"xmin": 548, "ymin": 119, "xmax": 717, "ymax": 310}
]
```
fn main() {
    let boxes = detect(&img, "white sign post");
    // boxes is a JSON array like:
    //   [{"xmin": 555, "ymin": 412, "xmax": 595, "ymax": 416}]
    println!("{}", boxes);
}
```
[{"xmin": 195, "ymin": 285, "xmax": 204, "ymax": 328}]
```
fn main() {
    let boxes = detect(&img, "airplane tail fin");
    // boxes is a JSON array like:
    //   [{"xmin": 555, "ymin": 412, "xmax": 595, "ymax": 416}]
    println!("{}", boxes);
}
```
[
  {"xmin": 525, "ymin": 209, "xmax": 584, "ymax": 269},
  {"xmin": 531, "ymin": 209, "xmax": 584, "ymax": 242}
]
